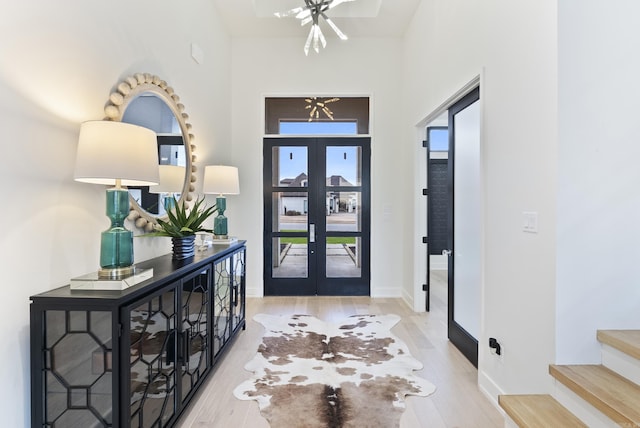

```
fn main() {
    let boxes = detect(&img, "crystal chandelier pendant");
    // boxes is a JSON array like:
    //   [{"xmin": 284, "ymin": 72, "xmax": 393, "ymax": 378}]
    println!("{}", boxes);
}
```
[{"xmin": 275, "ymin": 0, "xmax": 355, "ymax": 55}]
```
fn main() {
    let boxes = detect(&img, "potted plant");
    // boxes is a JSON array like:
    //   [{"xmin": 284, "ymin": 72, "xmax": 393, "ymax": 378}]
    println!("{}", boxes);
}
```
[{"xmin": 143, "ymin": 196, "xmax": 217, "ymax": 260}]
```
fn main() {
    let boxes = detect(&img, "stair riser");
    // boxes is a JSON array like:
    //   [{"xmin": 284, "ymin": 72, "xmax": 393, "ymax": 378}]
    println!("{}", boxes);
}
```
[
  {"xmin": 601, "ymin": 343, "xmax": 640, "ymax": 386},
  {"xmin": 553, "ymin": 382, "xmax": 619, "ymax": 428}
]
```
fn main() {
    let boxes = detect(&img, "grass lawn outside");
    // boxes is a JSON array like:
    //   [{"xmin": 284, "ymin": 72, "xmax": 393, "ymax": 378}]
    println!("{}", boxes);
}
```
[{"xmin": 279, "ymin": 231, "xmax": 355, "ymax": 245}]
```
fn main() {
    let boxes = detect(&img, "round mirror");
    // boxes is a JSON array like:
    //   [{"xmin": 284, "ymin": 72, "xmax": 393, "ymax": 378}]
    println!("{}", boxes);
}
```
[{"xmin": 103, "ymin": 73, "xmax": 197, "ymax": 232}]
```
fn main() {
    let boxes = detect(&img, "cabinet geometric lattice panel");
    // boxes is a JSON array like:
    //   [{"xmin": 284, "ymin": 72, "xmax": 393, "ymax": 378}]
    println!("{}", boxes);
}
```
[{"xmin": 30, "ymin": 242, "xmax": 246, "ymax": 428}]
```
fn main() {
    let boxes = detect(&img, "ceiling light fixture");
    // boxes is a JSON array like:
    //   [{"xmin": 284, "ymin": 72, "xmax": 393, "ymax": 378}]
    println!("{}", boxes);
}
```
[
  {"xmin": 305, "ymin": 97, "xmax": 340, "ymax": 121},
  {"xmin": 275, "ymin": 0, "xmax": 356, "ymax": 55}
]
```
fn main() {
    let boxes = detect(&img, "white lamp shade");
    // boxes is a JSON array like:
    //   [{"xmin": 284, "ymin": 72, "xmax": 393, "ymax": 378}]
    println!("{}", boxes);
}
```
[
  {"xmin": 203, "ymin": 165, "xmax": 240, "ymax": 195},
  {"xmin": 74, "ymin": 120, "xmax": 160, "ymax": 186},
  {"xmin": 149, "ymin": 165, "xmax": 186, "ymax": 193}
]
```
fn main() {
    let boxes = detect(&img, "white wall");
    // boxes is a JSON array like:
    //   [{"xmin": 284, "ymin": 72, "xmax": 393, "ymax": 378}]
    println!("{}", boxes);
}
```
[
  {"xmin": 557, "ymin": 0, "xmax": 640, "ymax": 363},
  {"xmin": 229, "ymin": 37, "xmax": 407, "ymax": 299},
  {"xmin": 10, "ymin": 1, "xmax": 639, "ymax": 424},
  {"xmin": 0, "ymin": 2, "xmax": 231, "ymax": 426},
  {"xmin": 403, "ymin": 0, "xmax": 558, "ymax": 399}
]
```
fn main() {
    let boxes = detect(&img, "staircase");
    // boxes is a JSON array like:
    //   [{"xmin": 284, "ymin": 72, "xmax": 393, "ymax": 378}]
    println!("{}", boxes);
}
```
[{"xmin": 499, "ymin": 330, "xmax": 640, "ymax": 427}]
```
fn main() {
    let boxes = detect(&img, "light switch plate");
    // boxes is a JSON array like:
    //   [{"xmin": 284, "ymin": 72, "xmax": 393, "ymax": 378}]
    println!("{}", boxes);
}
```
[{"xmin": 522, "ymin": 211, "xmax": 538, "ymax": 233}]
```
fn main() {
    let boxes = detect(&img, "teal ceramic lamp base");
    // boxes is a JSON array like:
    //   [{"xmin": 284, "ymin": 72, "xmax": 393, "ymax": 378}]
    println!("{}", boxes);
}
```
[
  {"xmin": 213, "ymin": 196, "xmax": 228, "ymax": 238},
  {"xmin": 99, "ymin": 188, "xmax": 135, "ymax": 279},
  {"xmin": 163, "ymin": 194, "xmax": 176, "ymax": 211}
]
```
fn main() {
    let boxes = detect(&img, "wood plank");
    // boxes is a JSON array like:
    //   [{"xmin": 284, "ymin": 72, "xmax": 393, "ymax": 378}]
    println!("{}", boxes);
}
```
[
  {"xmin": 549, "ymin": 364, "xmax": 640, "ymax": 426},
  {"xmin": 498, "ymin": 394, "xmax": 586, "ymax": 428},
  {"xmin": 179, "ymin": 274, "xmax": 504, "ymax": 427},
  {"xmin": 597, "ymin": 330, "xmax": 640, "ymax": 360}
]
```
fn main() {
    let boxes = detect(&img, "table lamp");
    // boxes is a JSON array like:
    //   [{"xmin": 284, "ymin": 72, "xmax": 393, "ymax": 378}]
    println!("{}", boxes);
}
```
[
  {"xmin": 149, "ymin": 165, "xmax": 186, "ymax": 211},
  {"xmin": 74, "ymin": 120, "xmax": 159, "ymax": 279},
  {"xmin": 203, "ymin": 165, "xmax": 240, "ymax": 239}
]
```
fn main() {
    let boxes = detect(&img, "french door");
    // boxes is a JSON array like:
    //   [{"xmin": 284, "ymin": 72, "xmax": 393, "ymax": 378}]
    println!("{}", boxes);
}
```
[
  {"xmin": 447, "ymin": 87, "xmax": 481, "ymax": 367},
  {"xmin": 263, "ymin": 137, "xmax": 370, "ymax": 296}
]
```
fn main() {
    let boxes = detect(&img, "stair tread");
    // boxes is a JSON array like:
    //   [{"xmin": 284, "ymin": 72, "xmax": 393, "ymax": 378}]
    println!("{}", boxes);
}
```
[
  {"xmin": 597, "ymin": 329, "xmax": 640, "ymax": 360},
  {"xmin": 499, "ymin": 394, "xmax": 587, "ymax": 427},
  {"xmin": 549, "ymin": 364, "xmax": 640, "ymax": 426}
]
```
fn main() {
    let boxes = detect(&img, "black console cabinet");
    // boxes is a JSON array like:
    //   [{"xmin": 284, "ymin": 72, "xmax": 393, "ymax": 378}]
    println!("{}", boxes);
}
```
[{"xmin": 30, "ymin": 241, "xmax": 246, "ymax": 428}]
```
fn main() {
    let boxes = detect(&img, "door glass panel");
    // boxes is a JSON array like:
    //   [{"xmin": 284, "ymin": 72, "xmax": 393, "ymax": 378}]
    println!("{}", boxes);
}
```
[
  {"xmin": 265, "ymin": 137, "xmax": 369, "ymax": 296},
  {"xmin": 129, "ymin": 291, "xmax": 176, "ymax": 427},
  {"xmin": 213, "ymin": 258, "xmax": 231, "ymax": 357},
  {"xmin": 180, "ymin": 269, "xmax": 209, "ymax": 403},
  {"xmin": 326, "ymin": 146, "xmax": 361, "ymax": 186},
  {"xmin": 273, "ymin": 192, "xmax": 308, "ymax": 232},
  {"xmin": 326, "ymin": 237, "xmax": 361, "ymax": 278},
  {"xmin": 326, "ymin": 191, "xmax": 360, "ymax": 232},
  {"xmin": 272, "ymin": 237, "xmax": 308, "ymax": 278},
  {"xmin": 272, "ymin": 146, "xmax": 308, "ymax": 187},
  {"xmin": 453, "ymin": 100, "xmax": 481, "ymax": 340},
  {"xmin": 429, "ymin": 127, "xmax": 449, "ymax": 151},
  {"xmin": 280, "ymin": 121, "xmax": 358, "ymax": 135},
  {"xmin": 44, "ymin": 310, "xmax": 114, "ymax": 426}
]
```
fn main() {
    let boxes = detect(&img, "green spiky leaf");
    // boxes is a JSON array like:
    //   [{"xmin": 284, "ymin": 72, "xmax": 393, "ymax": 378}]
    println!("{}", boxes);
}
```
[{"xmin": 138, "ymin": 196, "xmax": 217, "ymax": 238}]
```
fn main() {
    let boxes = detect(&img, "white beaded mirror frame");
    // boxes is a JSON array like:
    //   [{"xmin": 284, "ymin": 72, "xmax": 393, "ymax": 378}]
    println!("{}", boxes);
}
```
[{"xmin": 103, "ymin": 72, "xmax": 197, "ymax": 232}]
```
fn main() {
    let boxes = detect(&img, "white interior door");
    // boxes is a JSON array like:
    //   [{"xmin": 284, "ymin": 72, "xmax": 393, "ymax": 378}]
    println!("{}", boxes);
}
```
[
  {"xmin": 453, "ymin": 99, "xmax": 481, "ymax": 339},
  {"xmin": 447, "ymin": 87, "xmax": 481, "ymax": 367}
]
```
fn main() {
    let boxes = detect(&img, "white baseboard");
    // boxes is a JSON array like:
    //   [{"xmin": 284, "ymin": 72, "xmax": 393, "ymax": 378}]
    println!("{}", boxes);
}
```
[
  {"xmin": 246, "ymin": 287, "xmax": 263, "ymax": 297},
  {"xmin": 370, "ymin": 287, "xmax": 402, "ymax": 298},
  {"xmin": 478, "ymin": 370, "xmax": 506, "ymax": 415},
  {"xmin": 247, "ymin": 287, "xmax": 404, "ymax": 299},
  {"xmin": 401, "ymin": 288, "xmax": 414, "ymax": 310}
]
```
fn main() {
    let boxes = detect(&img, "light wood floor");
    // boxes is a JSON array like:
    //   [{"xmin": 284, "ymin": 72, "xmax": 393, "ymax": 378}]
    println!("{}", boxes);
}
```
[{"xmin": 178, "ymin": 271, "xmax": 504, "ymax": 427}]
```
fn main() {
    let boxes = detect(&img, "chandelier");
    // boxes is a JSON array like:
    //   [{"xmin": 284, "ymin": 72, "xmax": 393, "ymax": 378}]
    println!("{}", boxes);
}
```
[
  {"xmin": 275, "ymin": 0, "xmax": 356, "ymax": 55},
  {"xmin": 305, "ymin": 97, "xmax": 340, "ymax": 121}
]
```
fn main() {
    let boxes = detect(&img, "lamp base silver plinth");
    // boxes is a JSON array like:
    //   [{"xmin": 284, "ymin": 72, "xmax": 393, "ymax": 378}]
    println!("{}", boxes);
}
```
[
  {"xmin": 211, "ymin": 235, "xmax": 238, "ymax": 244},
  {"xmin": 71, "ymin": 268, "xmax": 154, "ymax": 290},
  {"xmin": 98, "ymin": 265, "xmax": 136, "ymax": 280}
]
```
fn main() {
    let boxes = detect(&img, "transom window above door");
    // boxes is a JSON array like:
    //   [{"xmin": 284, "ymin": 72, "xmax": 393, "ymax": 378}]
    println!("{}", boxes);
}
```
[
  {"xmin": 280, "ymin": 121, "xmax": 358, "ymax": 135},
  {"xmin": 265, "ymin": 97, "xmax": 370, "ymax": 135}
]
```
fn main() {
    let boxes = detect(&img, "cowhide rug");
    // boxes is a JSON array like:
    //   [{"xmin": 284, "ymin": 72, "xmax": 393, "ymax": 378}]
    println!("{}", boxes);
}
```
[{"xmin": 233, "ymin": 314, "xmax": 436, "ymax": 427}]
